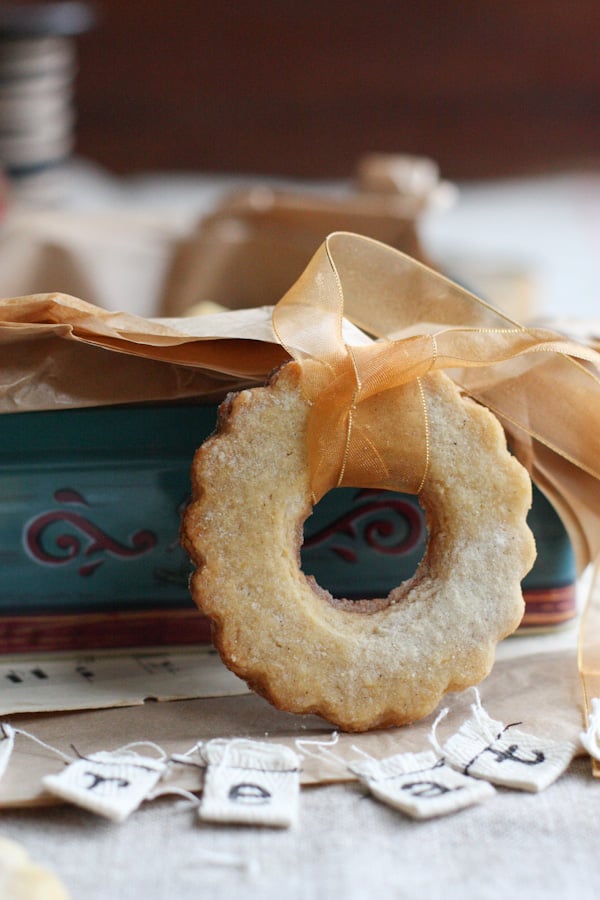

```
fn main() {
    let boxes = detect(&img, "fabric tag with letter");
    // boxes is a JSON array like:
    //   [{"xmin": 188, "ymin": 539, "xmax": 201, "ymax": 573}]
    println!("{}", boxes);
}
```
[
  {"xmin": 441, "ymin": 705, "xmax": 576, "ymax": 792},
  {"xmin": 42, "ymin": 749, "xmax": 167, "ymax": 822},
  {"xmin": 349, "ymin": 749, "xmax": 495, "ymax": 819},
  {"xmin": 198, "ymin": 739, "xmax": 300, "ymax": 828}
]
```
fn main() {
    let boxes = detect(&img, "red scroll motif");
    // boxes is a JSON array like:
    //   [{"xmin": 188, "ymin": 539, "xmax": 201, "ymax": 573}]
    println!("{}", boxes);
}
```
[
  {"xmin": 303, "ymin": 490, "xmax": 425, "ymax": 564},
  {"xmin": 23, "ymin": 489, "xmax": 158, "ymax": 576}
]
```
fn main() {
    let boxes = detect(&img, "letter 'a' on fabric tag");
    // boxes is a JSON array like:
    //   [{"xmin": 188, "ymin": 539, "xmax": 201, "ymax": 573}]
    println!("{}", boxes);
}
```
[
  {"xmin": 441, "ymin": 703, "xmax": 576, "ymax": 792},
  {"xmin": 198, "ymin": 739, "xmax": 300, "ymax": 828},
  {"xmin": 348, "ymin": 750, "xmax": 495, "ymax": 820},
  {"xmin": 0, "ymin": 724, "xmax": 15, "ymax": 781},
  {"xmin": 42, "ymin": 750, "xmax": 167, "ymax": 823}
]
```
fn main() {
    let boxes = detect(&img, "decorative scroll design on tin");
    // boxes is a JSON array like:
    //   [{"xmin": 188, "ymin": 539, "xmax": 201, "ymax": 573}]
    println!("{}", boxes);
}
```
[
  {"xmin": 303, "ymin": 489, "xmax": 425, "ymax": 564},
  {"xmin": 23, "ymin": 489, "xmax": 158, "ymax": 576}
]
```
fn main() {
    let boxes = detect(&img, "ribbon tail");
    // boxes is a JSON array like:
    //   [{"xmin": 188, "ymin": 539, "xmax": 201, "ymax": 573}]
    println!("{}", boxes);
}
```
[{"xmin": 578, "ymin": 561, "xmax": 600, "ymax": 777}]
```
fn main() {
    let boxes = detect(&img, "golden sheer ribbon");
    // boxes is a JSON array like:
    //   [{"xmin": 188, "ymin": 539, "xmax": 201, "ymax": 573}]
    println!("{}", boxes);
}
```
[
  {"xmin": 272, "ymin": 232, "xmax": 600, "ymax": 753},
  {"xmin": 273, "ymin": 233, "xmax": 600, "ymax": 568}
]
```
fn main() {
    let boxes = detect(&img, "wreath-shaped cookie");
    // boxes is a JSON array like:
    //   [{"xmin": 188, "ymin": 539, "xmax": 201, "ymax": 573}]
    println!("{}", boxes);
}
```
[{"xmin": 182, "ymin": 361, "xmax": 535, "ymax": 732}]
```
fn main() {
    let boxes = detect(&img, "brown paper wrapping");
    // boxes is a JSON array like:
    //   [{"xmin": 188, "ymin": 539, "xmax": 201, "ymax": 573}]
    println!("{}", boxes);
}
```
[{"xmin": 0, "ymin": 294, "xmax": 288, "ymax": 412}]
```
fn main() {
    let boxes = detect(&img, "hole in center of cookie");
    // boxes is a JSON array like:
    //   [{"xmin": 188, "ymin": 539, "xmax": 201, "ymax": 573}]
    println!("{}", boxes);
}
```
[{"xmin": 301, "ymin": 487, "xmax": 427, "ymax": 606}]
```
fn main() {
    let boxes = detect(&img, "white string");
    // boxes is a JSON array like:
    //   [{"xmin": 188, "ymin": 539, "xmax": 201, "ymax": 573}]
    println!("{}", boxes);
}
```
[
  {"xmin": 13, "ymin": 728, "xmax": 75, "ymax": 764},
  {"xmin": 112, "ymin": 740, "xmax": 168, "ymax": 762},
  {"xmin": 295, "ymin": 732, "xmax": 351, "ymax": 772},
  {"xmin": 469, "ymin": 688, "xmax": 497, "ymax": 743},
  {"xmin": 166, "ymin": 741, "xmax": 205, "ymax": 774},
  {"xmin": 9, "ymin": 727, "xmax": 168, "ymax": 766},
  {"xmin": 146, "ymin": 785, "xmax": 200, "ymax": 807},
  {"xmin": 295, "ymin": 732, "xmax": 339, "ymax": 756},
  {"xmin": 428, "ymin": 707, "xmax": 449, "ymax": 758},
  {"xmin": 168, "ymin": 752, "xmax": 206, "ymax": 771},
  {"xmin": 349, "ymin": 745, "xmax": 377, "ymax": 761},
  {"xmin": 178, "ymin": 740, "xmax": 204, "ymax": 759}
]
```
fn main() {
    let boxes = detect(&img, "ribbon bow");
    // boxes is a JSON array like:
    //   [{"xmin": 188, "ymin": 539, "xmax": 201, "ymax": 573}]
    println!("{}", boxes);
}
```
[{"xmin": 272, "ymin": 232, "xmax": 600, "ymax": 573}]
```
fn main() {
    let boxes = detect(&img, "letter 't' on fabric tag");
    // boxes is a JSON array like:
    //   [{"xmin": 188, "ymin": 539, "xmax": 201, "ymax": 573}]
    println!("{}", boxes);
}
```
[
  {"xmin": 198, "ymin": 739, "xmax": 300, "ymax": 828},
  {"xmin": 42, "ymin": 751, "xmax": 167, "ymax": 822},
  {"xmin": 0, "ymin": 724, "xmax": 15, "ymax": 781},
  {"xmin": 441, "ymin": 706, "xmax": 576, "ymax": 792},
  {"xmin": 349, "ymin": 750, "xmax": 495, "ymax": 820}
]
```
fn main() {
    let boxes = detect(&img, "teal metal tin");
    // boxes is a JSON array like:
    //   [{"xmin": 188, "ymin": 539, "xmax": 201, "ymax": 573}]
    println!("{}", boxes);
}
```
[
  {"xmin": 0, "ymin": 402, "xmax": 577, "ymax": 652},
  {"xmin": 1, "ymin": 404, "xmax": 211, "ymax": 617}
]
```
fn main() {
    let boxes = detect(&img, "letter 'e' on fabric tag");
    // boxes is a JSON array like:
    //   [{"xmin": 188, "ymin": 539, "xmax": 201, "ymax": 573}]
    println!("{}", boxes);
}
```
[
  {"xmin": 441, "ymin": 705, "xmax": 576, "ymax": 792},
  {"xmin": 0, "ymin": 724, "xmax": 15, "ymax": 781},
  {"xmin": 42, "ymin": 751, "xmax": 167, "ymax": 822},
  {"xmin": 349, "ymin": 750, "xmax": 495, "ymax": 820},
  {"xmin": 198, "ymin": 739, "xmax": 300, "ymax": 828}
]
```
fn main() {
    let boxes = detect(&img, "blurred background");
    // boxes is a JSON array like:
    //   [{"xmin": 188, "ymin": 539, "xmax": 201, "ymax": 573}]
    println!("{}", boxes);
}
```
[
  {"xmin": 75, "ymin": 0, "xmax": 599, "ymax": 180},
  {"xmin": 0, "ymin": 0, "xmax": 598, "ymax": 319}
]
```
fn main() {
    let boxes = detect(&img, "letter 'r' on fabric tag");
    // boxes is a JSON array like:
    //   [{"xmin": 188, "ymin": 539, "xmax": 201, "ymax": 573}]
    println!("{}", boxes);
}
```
[
  {"xmin": 0, "ymin": 724, "xmax": 15, "ymax": 781},
  {"xmin": 441, "ymin": 707, "xmax": 576, "ymax": 792},
  {"xmin": 198, "ymin": 740, "xmax": 300, "ymax": 828},
  {"xmin": 42, "ymin": 752, "xmax": 167, "ymax": 822},
  {"xmin": 349, "ymin": 750, "xmax": 495, "ymax": 820}
]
